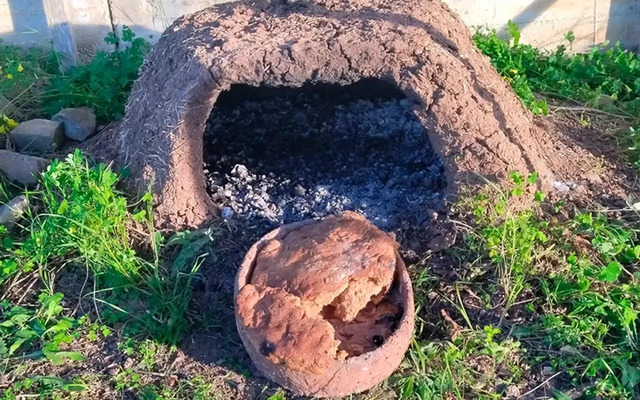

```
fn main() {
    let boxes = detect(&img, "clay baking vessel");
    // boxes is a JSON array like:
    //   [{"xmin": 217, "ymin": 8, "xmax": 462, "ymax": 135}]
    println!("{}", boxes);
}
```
[{"xmin": 234, "ymin": 218, "xmax": 415, "ymax": 397}]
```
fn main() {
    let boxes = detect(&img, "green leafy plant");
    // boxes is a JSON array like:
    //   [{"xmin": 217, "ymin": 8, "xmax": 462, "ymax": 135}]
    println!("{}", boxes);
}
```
[
  {"xmin": 398, "ymin": 327, "xmax": 522, "ymax": 399},
  {"xmin": 0, "ymin": 293, "xmax": 84, "ymax": 365},
  {"xmin": 473, "ymin": 22, "xmax": 640, "ymax": 119},
  {"xmin": 137, "ymin": 376, "xmax": 217, "ymax": 400},
  {"xmin": 2, "ymin": 375, "xmax": 87, "ymax": 399},
  {"xmin": 530, "ymin": 212, "xmax": 640, "ymax": 398},
  {"xmin": 0, "ymin": 41, "xmax": 58, "ymax": 120},
  {"xmin": 2, "ymin": 150, "xmax": 204, "ymax": 345},
  {"xmin": 42, "ymin": 26, "xmax": 150, "ymax": 122},
  {"xmin": 465, "ymin": 172, "xmax": 549, "ymax": 317}
]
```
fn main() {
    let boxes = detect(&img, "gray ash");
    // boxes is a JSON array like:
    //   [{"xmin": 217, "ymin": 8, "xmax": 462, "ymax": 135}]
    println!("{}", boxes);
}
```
[{"xmin": 203, "ymin": 81, "xmax": 446, "ymax": 250}]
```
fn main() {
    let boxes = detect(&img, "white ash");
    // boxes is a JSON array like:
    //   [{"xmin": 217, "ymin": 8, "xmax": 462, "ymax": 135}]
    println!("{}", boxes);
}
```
[{"xmin": 203, "ymin": 85, "xmax": 446, "ymax": 235}]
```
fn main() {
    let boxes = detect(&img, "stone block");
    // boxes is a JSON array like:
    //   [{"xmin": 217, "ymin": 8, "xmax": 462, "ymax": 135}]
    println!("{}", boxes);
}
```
[
  {"xmin": 8, "ymin": 119, "xmax": 64, "ymax": 153},
  {"xmin": 0, "ymin": 150, "xmax": 50, "ymax": 185},
  {"xmin": 53, "ymin": 107, "xmax": 97, "ymax": 141}
]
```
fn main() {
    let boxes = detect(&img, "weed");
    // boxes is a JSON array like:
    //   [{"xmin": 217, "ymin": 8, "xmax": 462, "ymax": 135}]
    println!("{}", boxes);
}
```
[
  {"xmin": 2, "ymin": 375, "xmax": 87, "ymax": 399},
  {"xmin": 267, "ymin": 389, "xmax": 287, "ymax": 400},
  {"xmin": 398, "ymin": 327, "xmax": 523, "ymax": 400},
  {"xmin": 462, "ymin": 172, "xmax": 549, "ymax": 317},
  {"xmin": 0, "ymin": 27, "xmax": 149, "ymax": 125},
  {"xmin": 0, "ymin": 114, "xmax": 17, "ymax": 135},
  {"xmin": 137, "ymin": 376, "xmax": 218, "ymax": 400},
  {"xmin": 519, "ymin": 211, "xmax": 640, "ymax": 398},
  {"xmin": 41, "ymin": 27, "xmax": 150, "ymax": 122},
  {"xmin": 401, "ymin": 172, "xmax": 640, "ymax": 399},
  {"xmin": 474, "ymin": 22, "xmax": 640, "ymax": 119},
  {"xmin": 2, "ymin": 150, "xmax": 205, "ymax": 347},
  {"xmin": 0, "ymin": 293, "xmax": 84, "ymax": 365},
  {"xmin": 0, "ymin": 41, "xmax": 58, "ymax": 120}
]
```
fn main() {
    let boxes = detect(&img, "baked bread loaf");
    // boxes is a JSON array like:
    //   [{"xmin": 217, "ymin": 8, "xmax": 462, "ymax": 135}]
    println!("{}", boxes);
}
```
[
  {"xmin": 236, "ymin": 212, "xmax": 401, "ymax": 375},
  {"xmin": 251, "ymin": 212, "xmax": 397, "ymax": 321}
]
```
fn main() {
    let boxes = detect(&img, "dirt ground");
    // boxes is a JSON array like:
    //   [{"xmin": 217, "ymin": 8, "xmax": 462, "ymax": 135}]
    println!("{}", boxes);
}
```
[
  {"xmin": 0, "ymin": 94, "xmax": 630, "ymax": 400},
  {"xmin": 187, "ymin": 108, "xmax": 640, "ymax": 397}
]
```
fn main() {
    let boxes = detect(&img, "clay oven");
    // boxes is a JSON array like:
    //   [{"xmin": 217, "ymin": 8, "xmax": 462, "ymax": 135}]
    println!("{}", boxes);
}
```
[{"xmin": 116, "ymin": 0, "xmax": 552, "ymax": 229}]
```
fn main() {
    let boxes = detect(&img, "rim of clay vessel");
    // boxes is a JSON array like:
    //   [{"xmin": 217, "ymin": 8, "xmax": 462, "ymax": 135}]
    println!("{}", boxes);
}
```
[{"xmin": 234, "ymin": 218, "xmax": 415, "ymax": 397}]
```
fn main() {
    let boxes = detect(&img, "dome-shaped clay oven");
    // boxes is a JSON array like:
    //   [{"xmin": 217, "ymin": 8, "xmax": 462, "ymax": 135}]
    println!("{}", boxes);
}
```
[
  {"xmin": 234, "ymin": 216, "xmax": 415, "ymax": 397},
  {"xmin": 114, "ymin": 0, "xmax": 553, "ymax": 229}
]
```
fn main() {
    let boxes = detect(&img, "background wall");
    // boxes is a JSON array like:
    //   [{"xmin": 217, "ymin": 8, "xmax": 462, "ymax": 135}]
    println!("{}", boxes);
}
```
[{"xmin": 1, "ymin": 0, "xmax": 639, "ymax": 64}]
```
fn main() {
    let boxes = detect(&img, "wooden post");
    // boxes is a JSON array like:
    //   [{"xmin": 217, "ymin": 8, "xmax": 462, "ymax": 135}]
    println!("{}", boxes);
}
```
[{"xmin": 43, "ymin": 0, "xmax": 78, "ymax": 71}]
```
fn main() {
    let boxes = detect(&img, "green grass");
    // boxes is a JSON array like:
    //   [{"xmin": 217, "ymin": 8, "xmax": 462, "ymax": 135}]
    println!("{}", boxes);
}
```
[
  {"xmin": 474, "ymin": 22, "xmax": 640, "ymax": 166},
  {"xmin": 1, "ymin": 151, "xmax": 212, "ymax": 398},
  {"xmin": 1, "ymin": 150, "xmax": 205, "ymax": 350},
  {"xmin": 0, "ymin": 26, "xmax": 149, "ymax": 125},
  {"xmin": 398, "ymin": 174, "xmax": 640, "ymax": 399}
]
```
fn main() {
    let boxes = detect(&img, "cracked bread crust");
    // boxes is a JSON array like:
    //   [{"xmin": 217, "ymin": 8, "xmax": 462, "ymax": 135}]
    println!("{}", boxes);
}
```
[
  {"xmin": 251, "ymin": 212, "xmax": 397, "ymax": 321},
  {"xmin": 237, "ymin": 212, "xmax": 400, "ymax": 375},
  {"xmin": 236, "ymin": 284, "xmax": 346, "ymax": 374}
]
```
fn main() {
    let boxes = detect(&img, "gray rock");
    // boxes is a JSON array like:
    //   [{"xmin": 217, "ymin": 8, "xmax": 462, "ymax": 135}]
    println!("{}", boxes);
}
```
[
  {"xmin": 294, "ymin": 184, "xmax": 307, "ymax": 196},
  {"xmin": 8, "ymin": 119, "xmax": 64, "ymax": 153},
  {"xmin": 0, "ymin": 150, "xmax": 50, "ymax": 185},
  {"xmin": 221, "ymin": 206, "xmax": 234, "ymax": 220},
  {"xmin": 52, "ymin": 107, "xmax": 97, "ymax": 141},
  {"xmin": 0, "ymin": 195, "xmax": 29, "ymax": 229}
]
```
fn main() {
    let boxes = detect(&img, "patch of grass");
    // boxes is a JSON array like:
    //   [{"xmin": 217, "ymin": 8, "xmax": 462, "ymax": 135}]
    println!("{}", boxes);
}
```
[
  {"xmin": 137, "ymin": 376, "xmax": 219, "ymax": 400},
  {"xmin": 266, "ymin": 389, "xmax": 287, "ymax": 400},
  {"xmin": 0, "ymin": 292, "xmax": 84, "ymax": 365},
  {"xmin": 1, "ymin": 150, "xmax": 206, "ymax": 363},
  {"xmin": 473, "ymin": 22, "xmax": 640, "ymax": 118},
  {"xmin": 463, "ymin": 172, "xmax": 549, "ymax": 318},
  {"xmin": 516, "ymin": 210, "xmax": 640, "ymax": 398},
  {"xmin": 2, "ymin": 375, "xmax": 87, "ymax": 399},
  {"xmin": 399, "ymin": 326, "xmax": 523, "ymax": 400},
  {"xmin": 42, "ymin": 27, "xmax": 150, "ymax": 122},
  {"xmin": 0, "ymin": 26, "xmax": 149, "ymax": 125},
  {"xmin": 401, "ymin": 173, "xmax": 640, "ymax": 399},
  {"xmin": 0, "ymin": 41, "xmax": 58, "ymax": 121}
]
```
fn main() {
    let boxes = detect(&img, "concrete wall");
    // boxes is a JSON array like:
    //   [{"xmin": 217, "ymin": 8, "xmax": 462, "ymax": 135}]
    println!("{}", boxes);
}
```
[
  {"xmin": 448, "ymin": 0, "xmax": 640, "ymax": 51},
  {"xmin": 0, "ymin": 0, "xmax": 113, "ymax": 62},
  {"xmin": 1, "ymin": 0, "xmax": 640, "ymax": 60}
]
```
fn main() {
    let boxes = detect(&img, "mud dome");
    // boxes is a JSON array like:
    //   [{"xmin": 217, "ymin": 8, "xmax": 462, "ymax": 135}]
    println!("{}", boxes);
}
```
[
  {"xmin": 115, "ymin": 0, "xmax": 555, "ymax": 229},
  {"xmin": 203, "ymin": 81, "xmax": 446, "ymax": 236}
]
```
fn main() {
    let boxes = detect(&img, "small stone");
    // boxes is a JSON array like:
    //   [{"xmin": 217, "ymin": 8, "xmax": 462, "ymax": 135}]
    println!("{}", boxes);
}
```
[
  {"xmin": 552, "ymin": 181, "xmax": 571, "ymax": 192},
  {"xmin": 0, "ymin": 195, "xmax": 29, "ymax": 229},
  {"xmin": 52, "ymin": 107, "xmax": 97, "ymax": 141},
  {"xmin": 505, "ymin": 385, "xmax": 520, "ymax": 398},
  {"xmin": 221, "ymin": 207, "xmax": 234, "ymax": 220},
  {"xmin": 124, "ymin": 357, "xmax": 135, "ymax": 369},
  {"xmin": 0, "ymin": 150, "xmax": 50, "ymax": 186},
  {"xmin": 294, "ymin": 184, "xmax": 307, "ymax": 196},
  {"xmin": 8, "ymin": 119, "xmax": 64, "ymax": 153},
  {"xmin": 427, "ymin": 233, "xmax": 456, "ymax": 251},
  {"xmin": 542, "ymin": 365, "xmax": 554, "ymax": 375},
  {"xmin": 231, "ymin": 164, "xmax": 249, "ymax": 179}
]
